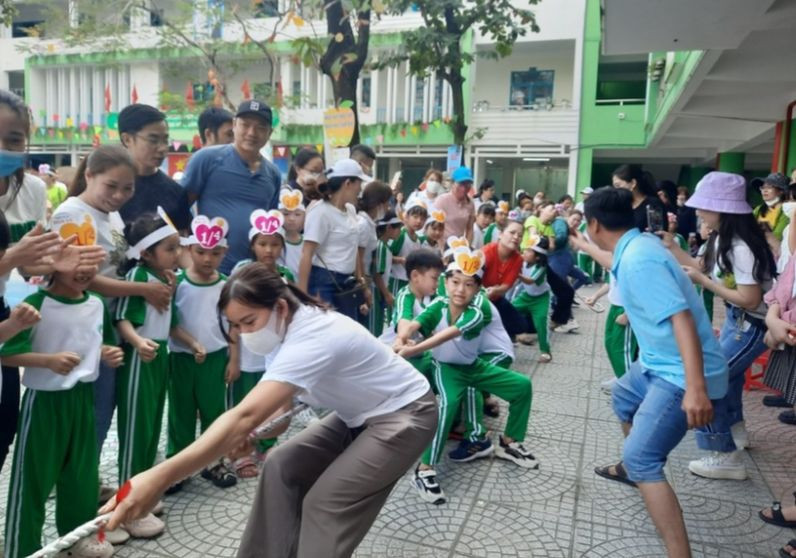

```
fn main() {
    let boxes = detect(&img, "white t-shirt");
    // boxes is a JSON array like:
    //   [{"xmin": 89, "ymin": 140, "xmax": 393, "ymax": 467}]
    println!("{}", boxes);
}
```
[
  {"xmin": 406, "ymin": 190, "xmax": 437, "ymax": 213},
  {"xmin": 261, "ymin": 305, "xmax": 430, "ymax": 427},
  {"xmin": 51, "ymin": 196, "xmax": 127, "ymax": 279},
  {"xmin": 304, "ymin": 201, "xmax": 360, "ymax": 275},
  {"xmin": 0, "ymin": 174, "xmax": 47, "ymax": 296},
  {"xmin": 388, "ymin": 228, "xmax": 423, "ymax": 282},
  {"xmin": 357, "ymin": 212, "xmax": 378, "ymax": 275},
  {"xmin": 711, "ymin": 236, "xmax": 771, "ymax": 318},
  {"xmin": 279, "ymin": 236, "xmax": 304, "ymax": 280},
  {"xmin": 0, "ymin": 291, "xmax": 110, "ymax": 391},
  {"xmin": 169, "ymin": 271, "xmax": 228, "ymax": 354},
  {"xmin": 115, "ymin": 266, "xmax": 174, "ymax": 340},
  {"xmin": 778, "ymin": 224, "xmax": 792, "ymax": 274},
  {"xmin": 472, "ymin": 223, "xmax": 485, "ymax": 249},
  {"xmin": 608, "ymin": 273, "xmax": 623, "ymax": 306},
  {"xmin": 479, "ymin": 301, "xmax": 514, "ymax": 360}
]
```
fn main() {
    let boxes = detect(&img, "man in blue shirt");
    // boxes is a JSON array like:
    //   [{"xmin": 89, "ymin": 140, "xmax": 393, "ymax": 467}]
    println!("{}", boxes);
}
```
[
  {"xmin": 182, "ymin": 100, "xmax": 281, "ymax": 274},
  {"xmin": 583, "ymin": 187, "xmax": 728, "ymax": 558}
]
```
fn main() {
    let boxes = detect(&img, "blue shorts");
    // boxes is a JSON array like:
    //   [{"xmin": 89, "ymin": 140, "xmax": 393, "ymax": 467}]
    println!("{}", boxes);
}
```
[{"xmin": 612, "ymin": 363, "xmax": 688, "ymax": 483}]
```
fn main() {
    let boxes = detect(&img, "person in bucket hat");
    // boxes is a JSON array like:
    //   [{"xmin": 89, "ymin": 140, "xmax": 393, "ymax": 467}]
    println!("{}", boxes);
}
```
[{"xmin": 751, "ymin": 172, "xmax": 790, "ymax": 241}]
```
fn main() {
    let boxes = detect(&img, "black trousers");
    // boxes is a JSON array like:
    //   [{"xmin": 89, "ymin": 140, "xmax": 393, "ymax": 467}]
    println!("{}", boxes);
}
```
[
  {"xmin": 546, "ymin": 267, "xmax": 574, "ymax": 325},
  {"xmin": 492, "ymin": 295, "xmax": 535, "ymax": 337},
  {"xmin": 0, "ymin": 300, "xmax": 18, "ymax": 472}
]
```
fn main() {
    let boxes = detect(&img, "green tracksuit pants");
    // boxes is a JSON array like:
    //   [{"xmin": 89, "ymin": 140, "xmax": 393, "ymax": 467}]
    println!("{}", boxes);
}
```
[
  {"xmin": 227, "ymin": 370, "xmax": 276, "ymax": 453},
  {"xmin": 461, "ymin": 353, "xmax": 514, "ymax": 442},
  {"xmin": 422, "ymin": 358, "xmax": 532, "ymax": 465},
  {"xmin": 117, "ymin": 341, "xmax": 169, "ymax": 483},
  {"xmin": 167, "ymin": 349, "xmax": 228, "ymax": 457},
  {"xmin": 512, "ymin": 291, "xmax": 551, "ymax": 354},
  {"xmin": 4, "ymin": 382, "xmax": 98, "ymax": 558},
  {"xmin": 577, "ymin": 253, "xmax": 603, "ymax": 281},
  {"xmin": 604, "ymin": 304, "xmax": 638, "ymax": 378}
]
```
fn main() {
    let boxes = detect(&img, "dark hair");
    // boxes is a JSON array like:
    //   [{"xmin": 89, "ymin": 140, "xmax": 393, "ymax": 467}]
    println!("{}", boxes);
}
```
[
  {"xmin": 612, "ymin": 164, "xmax": 657, "ymax": 198},
  {"xmin": 528, "ymin": 236, "xmax": 550, "ymax": 266},
  {"xmin": 557, "ymin": 194, "xmax": 573, "ymax": 204},
  {"xmin": 358, "ymin": 180, "xmax": 392, "ymax": 212},
  {"xmin": 478, "ymin": 179, "xmax": 495, "ymax": 196},
  {"xmin": 568, "ymin": 208, "xmax": 583, "ymax": 218},
  {"xmin": 0, "ymin": 89, "xmax": 31, "ymax": 203},
  {"xmin": 287, "ymin": 148, "xmax": 323, "ymax": 182},
  {"xmin": 406, "ymin": 248, "xmax": 444, "ymax": 277},
  {"xmin": 424, "ymin": 168, "xmax": 443, "ymax": 182},
  {"xmin": 350, "ymin": 144, "xmax": 376, "ymax": 161},
  {"xmin": 676, "ymin": 185, "xmax": 690, "ymax": 197},
  {"xmin": 0, "ymin": 210, "xmax": 11, "ymax": 251},
  {"xmin": 197, "ymin": 107, "xmax": 233, "ymax": 144},
  {"xmin": 218, "ymin": 262, "xmax": 324, "ymax": 340},
  {"xmin": 477, "ymin": 203, "xmax": 496, "ymax": 217},
  {"xmin": 118, "ymin": 104, "xmax": 165, "ymax": 139},
  {"xmin": 249, "ymin": 229, "xmax": 285, "ymax": 254},
  {"xmin": 537, "ymin": 200, "xmax": 555, "ymax": 210},
  {"xmin": 70, "ymin": 145, "xmax": 135, "ymax": 197},
  {"xmin": 318, "ymin": 175, "xmax": 359, "ymax": 201},
  {"xmin": 444, "ymin": 268, "xmax": 483, "ymax": 286},
  {"xmin": 788, "ymin": 184, "xmax": 796, "ymax": 202},
  {"xmin": 376, "ymin": 210, "xmax": 400, "ymax": 236},
  {"xmin": 406, "ymin": 203, "xmax": 429, "ymax": 219},
  {"xmin": 657, "ymin": 180, "xmax": 678, "ymax": 207},
  {"xmin": 706, "ymin": 213, "xmax": 776, "ymax": 284},
  {"xmin": 120, "ymin": 213, "xmax": 170, "ymax": 273},
  {"xmin": 583, "ymin": 187, "xmax": 635, "ymax": 231}
]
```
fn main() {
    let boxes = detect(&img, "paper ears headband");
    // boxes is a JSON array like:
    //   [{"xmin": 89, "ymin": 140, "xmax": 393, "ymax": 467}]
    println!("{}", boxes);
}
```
[
  {"xmin": 249, "ymin": 209, "xmax": 286, "ymax": 241},
  {"xmin": 51, "ymin": 212, "xmax": 97, "ymax": 247},
  {"xmin": 182, "ymin": 215, "xmax": 229, "ymax": 249},
  {"xmin": 126, "ymin": 207, "xmax": 178, "ymax": 259},
  {"xmin": 443, "ymin": 235, "xmax": 469, "ymax": 259},
  {"xmin": 497, "ymin": 201, "xmax": 510, "ymax": 214},
  {"xmin": 425, "ymin": 209, "xmax": 446, "ymax": 226},
  {"xmin": 405, "ymin": 199, "xmax": 427, "ymax": 212},
  {"xmin": 522, "ymin": 232, "xmax": 548, "ymax": 255},
  {"xmin": 446, "ymin": 247, "xmax": 485, "ymax": 278},
  {"xmin": 278, "ymin": 189, "xmax": 305, "ymax": 212}
]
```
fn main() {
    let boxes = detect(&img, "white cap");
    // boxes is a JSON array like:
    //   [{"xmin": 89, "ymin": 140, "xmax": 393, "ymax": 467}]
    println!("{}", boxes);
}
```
[
  {"xmin": 581, "ymin": 186, "xmax": 594, "ymax": 194},
  {"xmin": 327, "ymin": 158, "xmax": 372, "ymax": 183}
]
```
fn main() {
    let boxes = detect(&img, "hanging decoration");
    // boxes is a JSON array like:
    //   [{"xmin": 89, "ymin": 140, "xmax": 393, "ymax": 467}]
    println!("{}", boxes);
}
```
[
  {"xmin": 131, "ymin": 85, "xmax": 139, "ymax": 104},
  {"xmin": 104, "ymin": 84, "xmax": 112, "ymax": 113},
  {"xmin": 185, "ymin": 82, "xmax": 195, "ymax": 110},
  {"xmin": 241, "ymin": 79, "xmax": 251, "ymax": 100}
]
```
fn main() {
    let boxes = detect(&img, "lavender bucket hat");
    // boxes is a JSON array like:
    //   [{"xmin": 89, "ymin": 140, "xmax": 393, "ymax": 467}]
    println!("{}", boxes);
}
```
[{"xmin": 686, "ymin": 171, "xmax": 752, "ymax": 214}]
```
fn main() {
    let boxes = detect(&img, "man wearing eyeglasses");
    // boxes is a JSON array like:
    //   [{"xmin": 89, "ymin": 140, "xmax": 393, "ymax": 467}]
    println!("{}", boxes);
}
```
[
  {"xmin": 117, "ymin": 103, "xmax": 193, "ymax": 231},
  {"xmin": 181, "ymin": 99, "xmax": 281, "ymax": 274}
]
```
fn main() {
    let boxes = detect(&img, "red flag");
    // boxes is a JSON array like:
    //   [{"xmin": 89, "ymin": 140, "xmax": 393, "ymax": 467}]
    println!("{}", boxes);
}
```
[
  {"xmin": 131, "ymin": 85, "xmax": 139, "ymax": 104},
  {"xmin": 241, "ymin": 79, "xmax": 251, "ymax": 100},
  {"xmin": 104, "ymin": 84, "xmax": 111, "ymax": 113},
  {"xmin": 276, "ymin": 80, "xmax": 284, "ymax": 107},
  {"xmin": 185, "ymin": 82, "xmax": 195, "ymax": 109}
]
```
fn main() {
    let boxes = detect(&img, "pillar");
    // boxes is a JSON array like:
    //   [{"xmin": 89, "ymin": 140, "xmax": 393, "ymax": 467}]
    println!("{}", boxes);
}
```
[{"xmin": 715, "ymin": 152, "xmax": 745, "ymax": 174}]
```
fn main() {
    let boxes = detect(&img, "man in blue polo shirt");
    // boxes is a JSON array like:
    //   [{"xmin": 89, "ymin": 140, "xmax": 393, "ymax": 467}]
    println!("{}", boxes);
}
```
[
  {"xmin": 583, "ymin": 187, "xmax": 728, "ymax": 558},
  {"xmin": 181, "ymin": 99, "xmax": 281, "ymax": 274}
]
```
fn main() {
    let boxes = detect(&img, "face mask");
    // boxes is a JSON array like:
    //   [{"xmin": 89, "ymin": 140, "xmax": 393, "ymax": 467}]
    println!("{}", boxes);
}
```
[
  {"xmin": 0, "ymin": 149, "xmax": 25, "ymax": 178},
  {"xmin": 240, "ymin": 308, "xmax": 286, "ymax": 356},
  {"xmin": 426, "ymin": 180, "xmax": 442, "ymax": 195},
  {"xmin": 764, "ymin": 198, "xmax": 780, "ymax": 208}
]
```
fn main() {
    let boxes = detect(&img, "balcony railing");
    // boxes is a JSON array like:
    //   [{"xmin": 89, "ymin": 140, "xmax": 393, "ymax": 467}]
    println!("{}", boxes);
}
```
[
  {"xmin": 469, "ymin": 107, "xmax": 579, "ymax": 146},
  {"xmin": 595, "ymin": 98, "xmax": 645, "ymax": 106}
]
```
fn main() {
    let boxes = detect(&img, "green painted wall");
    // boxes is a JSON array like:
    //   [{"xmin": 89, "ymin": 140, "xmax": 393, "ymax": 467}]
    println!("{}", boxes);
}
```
[{"xmin": 716, "ymin": 152, "xmax": 745, "ymax": 174}]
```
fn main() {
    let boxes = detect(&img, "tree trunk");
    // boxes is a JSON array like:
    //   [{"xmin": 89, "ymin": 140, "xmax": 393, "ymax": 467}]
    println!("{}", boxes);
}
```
[{"xmin": 449, "ymin": 74, "xmax": 467, "ymax": 151}]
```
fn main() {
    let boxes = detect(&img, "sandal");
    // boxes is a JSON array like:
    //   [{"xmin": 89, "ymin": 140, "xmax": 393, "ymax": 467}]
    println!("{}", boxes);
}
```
[
  {"xmin": 764, "ymin": 395, "xmax": 792, "ymax": 408},
  {"xmin": 539, "ymin": 353, "xmax": 552, "ymax": 363},
  {"xmin": 780, "ymin": 410, "xmax": 796, "ymax": 425},
  {"xmin": 201, "ymin": 462, "xmax": 238, "ymax": 488},
  {"xmin": 594, "ymin": 461, "xmax": 638, "ymax": 488},
  {"xmin": 575, "ymin": 293, "xmax": 605, "ymax": 313},
  {"xmin": 483, "ymin": 399, "xmax": 500, "ymax": 418},
  {"xmin": 779, "ymin": 539, "xmax": 796, "ymax": 558},
  {"xmin": 234, "ymin": 457, "xmax": 260, "ymax": 479},
  {"xmin": 760, "ymin": 492, "xmax": 796, "ymax": 528}
]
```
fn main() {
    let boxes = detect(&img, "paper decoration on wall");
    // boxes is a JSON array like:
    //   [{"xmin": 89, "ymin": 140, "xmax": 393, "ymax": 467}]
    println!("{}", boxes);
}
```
[
  {"xmin": 104, "ymin": 84, "xmax": 112, "ymax": 112},
  {"xmin": 241, "ymin": 79, "xmax": 251, "ymax": 100},
  {"xmin": 323, "ymin": 107, "xmax": 356, "ymax": 147}
]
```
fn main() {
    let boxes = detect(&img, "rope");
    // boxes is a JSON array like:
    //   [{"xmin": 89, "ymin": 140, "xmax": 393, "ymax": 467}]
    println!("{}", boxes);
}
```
[{"xmin": 27, "ymin": 403, "xmax": 311, "ymax": 557}]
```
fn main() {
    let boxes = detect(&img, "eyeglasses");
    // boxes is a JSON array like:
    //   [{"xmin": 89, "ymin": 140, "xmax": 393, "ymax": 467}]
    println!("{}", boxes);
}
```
[{"xmin": 135, "ymin": 134, "xmax": 170, "ymax": 147}]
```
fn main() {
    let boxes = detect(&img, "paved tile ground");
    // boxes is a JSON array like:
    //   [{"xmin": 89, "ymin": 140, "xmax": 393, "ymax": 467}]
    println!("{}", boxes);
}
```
[{"xmin": 1, "ymin": 284, "xmax": 794, "ymax": 557}]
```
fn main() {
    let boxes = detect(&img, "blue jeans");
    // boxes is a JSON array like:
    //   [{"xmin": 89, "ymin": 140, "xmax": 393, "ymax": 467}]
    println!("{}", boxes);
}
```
[
  {"xmin": 612, "ymin": 363, "xmax": 692, "ymax": 483},
  {"xmin": 694, "ymin": 307, "xmax": 767, "ymax": 452},
  {"xmin": 308, "ymin": 265, "xmax": 360, "ymax": 322},
  {"xmin": 568, "ymin": 265, "xmax": 591, "ymax": 291},
  {"xmin": 94, "ymin": 360, "xmax": 117, "ymax": 456}
]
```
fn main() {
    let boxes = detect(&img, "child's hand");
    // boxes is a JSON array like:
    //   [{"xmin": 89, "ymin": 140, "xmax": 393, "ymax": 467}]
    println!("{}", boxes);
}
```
[
  {"xmin": 101, "ymin": 345, "xmax": 125, "ymax": 368},
  {"xmin": 142, "ymin": 282, "xmax": 172, "ymax": 313},
  {"xmin": 359, "ymin": 303, "xmax": 370, "ymax": 316},
  {"xmin": 614, "ymin": 313, "xmax": 629, "ymax": 326},
  {"xmin": 49, "ymin": 351, "xmax": 82, "ymax": 375},
  {"xmin": 585, "ymin": 296, "xmax": 596, "ymax": 306},
  {"xmin": 192, "ymin": 342, "xmax": 207, "ymax": 364},
  {"xmin": 385, "ymin": 293, "xmax": 395, "ymax": 308},
  {"xmin": 229, "ymin": 437, "xmax": 255, "ymax": 461},
  {"xmin": 656, "ymin": 230, "xmax": 675, "ymax": 250},
  {"xmin": 225, "ymin": 361, "xmax": 241, "ymax": 384},
  {"xmin": 8, "ymin": 302, "xmax": 41, "ymax": 331},
  {"xmin": 52, "ymin": 241, "xmax": 106, "ymax": 274},
  {"xmin": 398, "ymin": 345, "xmax": 419, "ymax": 359},
  {"xmin": 681, "ymin": 265, "xmax": 704, "ymax": 285},
  {"xmin": 767, "ymin": 317, "xmax": 796, "ymax": 347},
  {"xmin": 135, "ymin": 338, "xmax": 160, "ymax": 362},
  {"xmin": 393, "ymin": 256, "xmax": 406, "ymax": 265}
]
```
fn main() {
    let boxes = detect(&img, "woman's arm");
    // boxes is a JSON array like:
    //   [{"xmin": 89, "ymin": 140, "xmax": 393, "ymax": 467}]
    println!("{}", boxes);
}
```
[
  {"xmin": 90, "ymin": 275, "xmax": 172, "ymax": 313},
  {"xmin": 686, "ymin": 269, "xmax": 763, "ymax": 311},
  {"xmin": 298, "ymin": 241, "xmax": 318, "ymax": 291},
  {"xmin": 102, "ymin": 380, "xmax": 297, "ymax": 529},
  {"xmin": 569, "ymin": 229, "xmax": 613, "ymax": 269}
]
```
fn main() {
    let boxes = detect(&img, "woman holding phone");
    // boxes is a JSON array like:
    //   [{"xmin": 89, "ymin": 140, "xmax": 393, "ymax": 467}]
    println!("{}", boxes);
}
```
[{"xmin": 611, "ymin": 164, "xmax": 666, "ymax": 232}]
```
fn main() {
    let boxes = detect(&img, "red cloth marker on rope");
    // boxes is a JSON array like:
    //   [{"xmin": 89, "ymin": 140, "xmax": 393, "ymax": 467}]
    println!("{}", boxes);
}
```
[{"xmin": 98, "ymin": 480, "xmax": 132, "ymax": 543}]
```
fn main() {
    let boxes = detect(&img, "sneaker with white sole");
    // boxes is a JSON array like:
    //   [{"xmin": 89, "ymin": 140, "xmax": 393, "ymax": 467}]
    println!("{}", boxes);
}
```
[
  {"xmin": 414, "ymin": 467, "xmax": 446, "ymax": 504},
  {"xmin": 295, "ymin": 407, "xmax": 321, "ymax": 428},
  {"xmin": 731, "ymin": 421, "xmax": 749, "ymax": 450},
  {"xmin": 448, "ymin": 439, "xmax": 494, "ymax": 463},
  {"xmin": 151, "ymin": 499, "xmax": 164, "ymax": 516},
  {"xmin": 688, "ymin": 451, "xmax": 748, "ymax": 480},
  {"xmin": 553, "ymin": 319, "xmax": 579, "ymax": 334},
  {"xmin": 123, "ymin": 513, "xmax": 165, "ymax": 539},
  {"xmin": 56, "ymin": 534, "xmax": 114, "ymax": 558},
  {"xmin": 600, "ymin": 377, "xmax": 617, "ymax": 395},
  {"xmin": 495, "ymin": 437, "xmax": 539, "ymax": 469},
  {"xmin": 103, "ymin": 526, "xmax": 130, "ymax": 545},
  {"xmin": 515, "ymin": 333, "xmax": 537, "ymax": 345}
]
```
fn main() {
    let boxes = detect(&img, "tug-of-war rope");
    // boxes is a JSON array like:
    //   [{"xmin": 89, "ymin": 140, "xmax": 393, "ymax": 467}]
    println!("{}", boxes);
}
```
[{"xmin": 27, "ymin": 403, "xmax": 310, "ymax": 558}]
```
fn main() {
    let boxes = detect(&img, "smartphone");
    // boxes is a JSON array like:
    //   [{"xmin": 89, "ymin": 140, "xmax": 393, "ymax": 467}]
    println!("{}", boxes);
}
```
[{"xmin": 646, "ymin": 205, "xmax": 664, "ymax": 233}]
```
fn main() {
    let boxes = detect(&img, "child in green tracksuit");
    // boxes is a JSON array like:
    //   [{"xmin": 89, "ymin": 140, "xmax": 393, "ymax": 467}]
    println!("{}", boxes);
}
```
[
  {"xmin": 3, "ymin": 231, "xmax": 123, "ymax": 558},
  {"xmin": 395, "ymin": 250, "xmax": 538, "ymax": 505},
  {"xmin": 167, "ymin": 215, "xmax": 236, "ymax": 491},
  {"xmin": 587, "ymin": 275, "xmax": 639, "ymax": 379},
  {"xmin": 370, "ymin": 212, "xmax": 403, "ymax": 336},
  {"xmin": 512, "ymin": 237, "xmax": 553, "ymax": 363},
  {"xmin": 115, "ymin": 211, "xmax": 180, "ymax": 492},
  {"xmin": 388, "ymin": 201, "xmax": 428, "ymax": 297},
  {"xmin": 577, "ymin": 220, "xmax": 603, "ymax": 282}
]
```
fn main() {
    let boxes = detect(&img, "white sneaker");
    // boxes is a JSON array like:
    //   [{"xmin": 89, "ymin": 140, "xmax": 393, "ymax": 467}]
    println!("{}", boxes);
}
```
[
  {"xmin": 103, "ymin": 526, "xmax": 130, "ymax": 545},
  {"xmin": 600, "ymin": 377, "xmax": 617, "ymax": 395},
  {"xmin": 414, "ymin": 468, "xmax": 446, "ymax": 504},
  {"xmin": 56, "ymin": 534, "xmax": 114, "ymax": 557},
  {"xmin": 495, "ymin": 438, "xmax": 539, "ymax": 469},
  {"xmin": 151, "ymin": 499, "xmax": 164, "ymax": 516},
  {"xmin": 731, "ymin": 421, "xmax": 749, "ymax": 450},
  {"xmin": 123, "ymin": 513, "xmax": 165, "ymax": 539},
  {"xmin": 688, "ymin": 451, "xmax": 748, "ymax": 480},
  {"xmin": 553, "ymin": 319, "xmax": 579, "ymax": 334},
  {"xmin": 295, "ymin": 407, "xmax": 320, "ymax": 428}
]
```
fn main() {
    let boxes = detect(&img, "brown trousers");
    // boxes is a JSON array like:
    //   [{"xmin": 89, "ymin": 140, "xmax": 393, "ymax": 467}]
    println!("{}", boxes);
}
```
[{"xmin": 236, "ymin": 390, "xmax": 438, "ymax": 558}]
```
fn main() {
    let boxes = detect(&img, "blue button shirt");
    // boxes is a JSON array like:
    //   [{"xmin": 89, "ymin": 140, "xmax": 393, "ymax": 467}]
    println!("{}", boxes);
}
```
[
  {"xmin": 612, "ymin": 228, "xmax": 728, "ymax": 399},
  {"xmin": 182, "ymin": 144, "xmax": 281, "ymax": 274}
]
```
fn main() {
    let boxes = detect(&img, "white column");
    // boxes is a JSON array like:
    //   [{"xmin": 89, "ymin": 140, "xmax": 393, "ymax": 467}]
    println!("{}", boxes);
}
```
[
  {"xmin": 422, "ymin": 76, "xmax": 429, "ymax": 123},
  {"xmin": 45, "ymin": 70, "xmax": 55, "ymax": 126},
  {"xmin": 386, "ymin": 67, "xmax": 394, "ymax": 124},
  {"xmin": 69, "ymin": 68, "xmax": 77, "ymax": 123},
  {"xmin": 316, "ymin": 70, "xmax": 323, "ymax": 108},
  {"xmin": 403, "ymin": 62, "xmax": 410, "ymax": 122},
  {"xmin": 371, "ymin": 68, "xmax": 379, "ymax": 117},
  {"xmin": 92, "ymin": 69, "xmax": 102, "ymax": 125},
  {"xmin": 408, "ymin": 75, "xmax": 416, "ymax": 123}
]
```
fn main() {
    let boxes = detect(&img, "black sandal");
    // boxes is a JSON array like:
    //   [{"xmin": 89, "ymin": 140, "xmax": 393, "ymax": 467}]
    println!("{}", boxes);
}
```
[
  {"xmin": 760, "ymin": 492, "xmax": 796, "ymax": 528},
  {"xmin": 594, "ymin": 461, "xmax": 638, "ymax": 488},
  {"xmin": 764, "ymin": 395, "xmax": 792, "ymax": 408},
  {"xmin": 778, "ymin": 539, "xmax": 796, "ymax": 558},
  {"xmin": 201, "ymin": 462, "xmax": 238, "ymax": 489},
  {"xmin": 780, "ymin": 410, "xmax": 796, "ymax": 425}
]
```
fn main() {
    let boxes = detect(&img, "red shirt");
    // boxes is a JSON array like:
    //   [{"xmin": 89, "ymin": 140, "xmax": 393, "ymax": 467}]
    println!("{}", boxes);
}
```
[{"xmin": 482, "ymin": 242, "xmax": 522, "ymax": 290}]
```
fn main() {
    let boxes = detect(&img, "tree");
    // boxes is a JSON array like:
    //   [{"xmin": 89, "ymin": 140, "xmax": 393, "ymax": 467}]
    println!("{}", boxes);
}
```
[
  {"xmin": 1, "ymin": 0, "xmax": 16, "ymax": 27},
  {"xmin": 377, "ymin": 0, "xmax": 540, "ymax": 148}
]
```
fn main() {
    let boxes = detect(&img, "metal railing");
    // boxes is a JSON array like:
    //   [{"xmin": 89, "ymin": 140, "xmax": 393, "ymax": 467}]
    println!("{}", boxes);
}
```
[{"xmin": 595, "ymin": 98, "xmax": 645, "ymax": 106}]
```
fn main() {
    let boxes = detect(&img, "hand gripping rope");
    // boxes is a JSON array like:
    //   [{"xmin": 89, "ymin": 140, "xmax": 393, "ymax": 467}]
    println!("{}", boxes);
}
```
[{"xmin": 27, "ymin": 403, "xmax": 310, "ymax": 557}]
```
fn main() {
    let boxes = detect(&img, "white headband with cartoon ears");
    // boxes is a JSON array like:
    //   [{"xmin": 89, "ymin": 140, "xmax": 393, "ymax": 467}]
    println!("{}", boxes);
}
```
[{"xmin": 126, "ymin": 207, "xmax": 178, "ymax": 259}]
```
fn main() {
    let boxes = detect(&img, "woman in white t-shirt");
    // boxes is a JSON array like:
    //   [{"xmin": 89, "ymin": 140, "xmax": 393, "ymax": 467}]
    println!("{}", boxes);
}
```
[
  {"xmin": 298, "ymin": 158, "xmax": 372, "ymax": 320},
  {"xmin": 665, "ymin": 171, "xmax": 776, "ymax": 481},
  {"xmin": 100, "ymin": 263, "xmax": 437, "ymax": 557}
]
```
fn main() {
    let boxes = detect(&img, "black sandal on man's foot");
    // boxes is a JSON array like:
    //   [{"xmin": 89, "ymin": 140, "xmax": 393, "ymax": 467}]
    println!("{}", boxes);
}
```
[
  {"xmin": 778, "ymin": 539, "xmax": 796, "ymax": 558},
  {"xmin": 201, "ymin": 463, "xmax": 238, "ymax": 488},
  {"xmin": 594, "ymin": 461, "xmax": 637, "ymax": 488},
  {"xmin": 760, "ymin": 492, "xmax": 796, "ymax": 528}
]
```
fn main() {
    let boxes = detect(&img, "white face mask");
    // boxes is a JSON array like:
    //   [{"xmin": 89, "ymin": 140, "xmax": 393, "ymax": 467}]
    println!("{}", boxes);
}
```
[
  {"xmin": 764, "ymin": 198, "xmax": 780, "ymax": 208},
  {"xmin": 240, "ymin": 308, "xmax": 286, "ymax": 356},
  {"xmin": 426, "ymin": 180, "xmax": 442, "ymax": 195}
]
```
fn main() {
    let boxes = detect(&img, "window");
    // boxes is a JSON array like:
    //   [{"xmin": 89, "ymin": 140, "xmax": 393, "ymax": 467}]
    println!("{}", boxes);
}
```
[
  {"xmin": 509, "ymin": 68, "xmax": 554, "ymax": 107},
  {"xmin": 433, "ymin": 79, "xmax": 443, "ymax": 120},
  {"xmin": 361, "ymin": 76, "xmax": 371, "ymax": 109},
  {"xmin": 253, "ymin": 0, "xmax": 279, "ymax": 17},
  {"xmin": 413, "ymin": 78, "xmax": 424, "ymax": 121}
]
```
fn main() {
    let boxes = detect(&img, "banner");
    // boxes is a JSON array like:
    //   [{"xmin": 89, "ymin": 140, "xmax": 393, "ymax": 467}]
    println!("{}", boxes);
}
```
[{"xmin": 446, "ymin": 145, "xmax": 463, "ymax": 173}]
